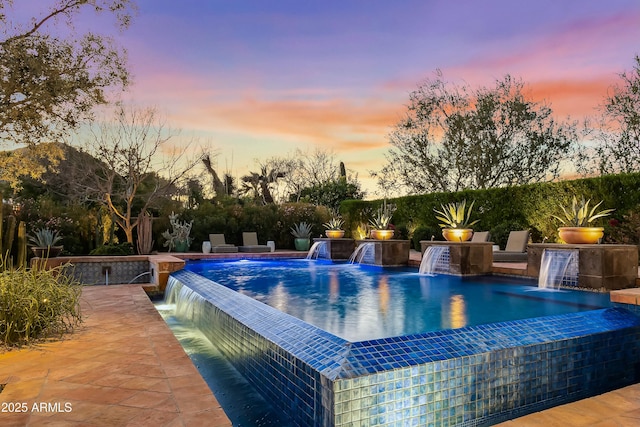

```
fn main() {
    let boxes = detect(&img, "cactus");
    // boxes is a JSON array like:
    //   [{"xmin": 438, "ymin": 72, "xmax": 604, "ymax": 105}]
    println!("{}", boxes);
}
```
[
  {"xmin": 136, "ymin": 211, "xmax": 154, "ymax": 255},
  {"xmin": 3, "ymin": 214, "xmax": 16, "ymax": 260},
  {"xmin": 16, "ymin": 222, "xmax": 26, "ymax": 269}
]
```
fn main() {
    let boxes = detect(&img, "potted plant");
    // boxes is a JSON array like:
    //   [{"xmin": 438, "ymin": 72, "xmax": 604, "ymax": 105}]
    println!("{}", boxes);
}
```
[
  {"xmin": 291, "ymin": 222, "xmax": 313, "ymax": 251},
  {"xmin": 323, "ymin": 214, "xmax": 345, "ymax": 239},
  {"xmin": 369, "ymin": 201, "xmax": 397, "ymax": 240},
  {"xmin": 161, "ymin": 212, "xmax": 193, "ymax": 252},
  {"xmin": 28, "ymin": 227, "xmax": 64, "ymax": 257},
  {"xmin": 552, "ymin": 196, "xmax": 614, "ymax": 244},
  {"xmin": 434, "ymin": 199, "xmax": 479, "ymax": 242}
]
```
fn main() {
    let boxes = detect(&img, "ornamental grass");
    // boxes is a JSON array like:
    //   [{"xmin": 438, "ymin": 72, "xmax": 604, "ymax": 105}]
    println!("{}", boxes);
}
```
[{"xmin": 0, "ymin": 263, "xmax": 82, "ymax": 347}]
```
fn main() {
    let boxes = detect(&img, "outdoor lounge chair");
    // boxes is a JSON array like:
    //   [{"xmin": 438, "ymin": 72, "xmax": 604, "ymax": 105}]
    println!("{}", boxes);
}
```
[
  {"xmin": 471, "ymin": 231, "xmax": 491, "ymax": 242},
  {"xmin": 238, "ymin": 232, "xmax": 271, "ymax": 253},
  {"xmin": 209, "ymin": 234, "xmax": 238, "ymax": 253},
  {"xmin": 492, "ymin": 230, "xmax": 530, "ymax": 262}
]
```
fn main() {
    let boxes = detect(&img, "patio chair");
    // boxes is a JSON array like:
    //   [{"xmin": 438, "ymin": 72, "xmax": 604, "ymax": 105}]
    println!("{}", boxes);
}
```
[
  {"xmin": 238, "ymin": 232, "xmax": 271, "ymax": 253},
  {"xmin": 209, "ymin": 234, "xmax": 238, "ymax": 253},
  {"xmin": 492, "ymin": 230, "xmax": 530, "ymax": 262},
  {"xmin": 470, "ymin": 231, "xmax": 491, "ymax": 242}
]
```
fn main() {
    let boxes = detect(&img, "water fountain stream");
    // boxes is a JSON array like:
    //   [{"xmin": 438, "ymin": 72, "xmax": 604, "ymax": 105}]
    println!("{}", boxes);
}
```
[
  {"xmin": 419, "ymin": 246, "xmax": 450, "ymax": 275},
  {"xmin": 538, "ymin": 249, "xmax": 579, "ymax": 289}
]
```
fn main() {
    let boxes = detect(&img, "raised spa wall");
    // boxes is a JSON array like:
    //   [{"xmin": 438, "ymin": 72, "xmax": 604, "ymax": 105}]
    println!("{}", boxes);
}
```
[{"xmin": 32, "ymin": 254, "xmax": 185, "ymax": 294}]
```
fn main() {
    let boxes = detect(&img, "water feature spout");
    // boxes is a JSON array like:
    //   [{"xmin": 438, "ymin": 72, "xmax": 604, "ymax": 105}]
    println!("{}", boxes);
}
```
[
  {"xmin": 349, "ymin": 242, "xmax": 375, "ymax": 264},
  {"xmin": 306, "ymin": 241, "xmax": 328, "ymax": 259},
  {"xmin": 419, "ymin": 246, "xmax": 450, "ymax": 275},
  {"xmin": 538, "ymin": 249, "xmax": 579, "ymax": 289}
]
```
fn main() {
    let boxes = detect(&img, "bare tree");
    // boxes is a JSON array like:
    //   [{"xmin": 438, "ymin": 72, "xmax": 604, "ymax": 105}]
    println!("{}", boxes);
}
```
[{"xmin": 81, "ymin": 104, "xmax": 202, "ymax": 244}]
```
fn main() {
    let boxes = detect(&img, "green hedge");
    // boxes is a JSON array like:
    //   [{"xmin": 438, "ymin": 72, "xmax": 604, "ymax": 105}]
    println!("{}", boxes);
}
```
[{"xmin": 341, "ymin": 173, "xmax": 640, "ymax": 248}]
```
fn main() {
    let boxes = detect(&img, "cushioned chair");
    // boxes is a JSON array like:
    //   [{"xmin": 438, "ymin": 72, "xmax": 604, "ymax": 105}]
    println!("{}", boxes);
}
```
[
  {"xmin": 471, "ymin": 231, "xmax": 491, "ymax": 242},
  {"xmin": 492, "ymin": 230, "xmax": 530, "ymax": 262},
  {"xmin": 238, "ymin": 232, "xmax": 270, "ymax": 253},
  {"xmin": 209, "ymin": 234, "xmax": 238, "ymax": 253}
]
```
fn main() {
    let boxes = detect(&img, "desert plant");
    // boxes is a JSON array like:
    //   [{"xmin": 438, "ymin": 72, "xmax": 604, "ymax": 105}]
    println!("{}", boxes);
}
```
[
  {"xmin": 434, "ymin": 200, "xmax": 479, "ymax": 229},
  {"xmin": 369, "ymin": 201, "xmax": 397, "ymax": 230},
  {"xmin": 552, "ymin": 196, "xmax": 614, "ymax": 227},
  {"xmin": 323, "ymin": 216, "xmax": 345, "ymax": 230},
  {"xmin": 0, "ymin": 263, "xmax": 82, "ymax": 346},
  {"xmin": 28, "ymin": 227, "xmax": 63, "ymax": 247},
  {"xmin": 290, "ymin": 222, "xmax": 313, "ymax": 239},
  {"xmin": 161, "ymin": 212, "xmax": 193, "ymax": 252}
]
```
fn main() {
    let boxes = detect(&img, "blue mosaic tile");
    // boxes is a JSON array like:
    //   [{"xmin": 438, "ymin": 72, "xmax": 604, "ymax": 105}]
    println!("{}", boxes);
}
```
[{"xmin": 168, "ymin": 270, "xmax": 640, "ymax": 427}]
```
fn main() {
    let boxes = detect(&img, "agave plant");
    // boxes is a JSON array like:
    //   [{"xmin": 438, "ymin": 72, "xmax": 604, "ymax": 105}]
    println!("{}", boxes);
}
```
[
  {"xmin": 434, "ymin": 200, "xmax": 479, "ymax": 229},
  {"xmin": 552, "ymin": 196, "xmax": 614, "ymax": 227},
  {"xmin": 290, "ymin": 222, "xmax": 313, "ymax": 238},
  {"xmin": 28, "ymin": 228, "xmax": 63, "ymax": 247},
  {"xmin": 323, "ymin": 216, "xmax": 345, "ymax": 230},
  {"xmin": 369, "ymin": 201, "xmax": 397, "ymax": 230}
]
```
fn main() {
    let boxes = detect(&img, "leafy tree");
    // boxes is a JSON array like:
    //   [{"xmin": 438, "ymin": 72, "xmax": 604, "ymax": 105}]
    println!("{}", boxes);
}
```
[
  {"xmin": 297, "ymin": 179, "xmax": 364, "ymax": 212},
  {"xmin": 595, "ymin": 55, "xmax": 640, "ymax": 174},
  {"xmin": 376, "ymin": 71, "xmax": 578, "ymax": 194},
  {"xmin": 0, "ymin": 0, "xmax": 135, "ymax": 148}
]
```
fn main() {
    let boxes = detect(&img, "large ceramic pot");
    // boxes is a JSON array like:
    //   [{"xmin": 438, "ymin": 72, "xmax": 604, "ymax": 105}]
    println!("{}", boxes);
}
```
[
  {"xmin": 174, "ymin": 240, "xmax": 190, "ymax": 252},
  {"xmin": 442, "ymin": 228, "xmax": 473, "ymax": 242},
  {"xmin": 371, "ymin": 229, "xmax": 394, "ymax": 240},
  {"xmin": 325, "ymin": 230, "xmax": 345, "ymax": 239},
  {"xmin": 558, "ymin": 227, "xmax": 604, "ymax": 244},
  {"xmin": 294, "ymin": 238, "xmax": 311, "ymax": 251},
  {"xmin": 31, "ymin": 246, "xmax": 63, "ymax": 258}
]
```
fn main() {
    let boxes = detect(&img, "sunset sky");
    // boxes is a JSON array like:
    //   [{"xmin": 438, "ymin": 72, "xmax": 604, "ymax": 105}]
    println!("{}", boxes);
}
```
[{"xmin": 19, "ymin": 0, "xmax": 640, "ymax": 197}]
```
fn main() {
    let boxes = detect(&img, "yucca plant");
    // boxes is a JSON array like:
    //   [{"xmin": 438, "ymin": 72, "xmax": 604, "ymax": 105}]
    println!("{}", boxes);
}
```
[
  {"xmin": 552, "ymin": 196, "xmax": 614, "ymax": 227},
  {"xmin": 434, "ymin": 199, "xmax": 479, "ymax": 229}
]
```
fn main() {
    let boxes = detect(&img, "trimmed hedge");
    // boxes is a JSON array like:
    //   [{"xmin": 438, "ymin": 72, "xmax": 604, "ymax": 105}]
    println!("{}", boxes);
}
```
[{"xmin": 341, "ymin": 173, "xmax": 640, "ymax": 247}]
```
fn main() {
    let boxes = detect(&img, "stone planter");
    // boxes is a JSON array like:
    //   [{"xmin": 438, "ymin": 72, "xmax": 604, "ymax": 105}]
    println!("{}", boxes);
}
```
[
  {"xmin": 558, "ymin": 227, "xmax": 604, "ymax": 244},
  {"xmin": 442, "ymin": 228, "xmax": 473, "ymax": 242},
  {"xmin": 174, "ymin": 240, "xmax": 190, "ymax": 252}
]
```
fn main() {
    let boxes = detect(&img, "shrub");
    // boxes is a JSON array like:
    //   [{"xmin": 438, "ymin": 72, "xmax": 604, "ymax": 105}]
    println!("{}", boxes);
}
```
[
  {"xmin": 0, "ymin": 265, "xmax": 82, "ymax": 346},
  {"xmin": 89, "ymin": 243, "xmax": 134, "ymax": 256},
  {"xmin": 412, "ymin": 225, "xmax": 442, "ymax": 250}
]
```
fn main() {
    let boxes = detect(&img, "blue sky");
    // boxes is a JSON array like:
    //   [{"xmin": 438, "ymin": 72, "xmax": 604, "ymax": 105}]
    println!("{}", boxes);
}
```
[{"xmin": 15, "ymin": 0, "xmax": 640, "ymax": 196}]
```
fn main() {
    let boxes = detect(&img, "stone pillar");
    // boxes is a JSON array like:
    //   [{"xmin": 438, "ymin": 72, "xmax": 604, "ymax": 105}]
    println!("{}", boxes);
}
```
[
  {"xmin": 420, "ymin": 241, "xmax": 494, "ymax": 275},
  {"xmin": 311, "ymin": 238, "xmax": 356, "ymax": 261},
  {"xmin": 527, "ymin": 243, "xmax": 638, "ymax": 290},
  {"xmin": 354, "ymin": 239, "xmax": 411, "ymax": 266}
]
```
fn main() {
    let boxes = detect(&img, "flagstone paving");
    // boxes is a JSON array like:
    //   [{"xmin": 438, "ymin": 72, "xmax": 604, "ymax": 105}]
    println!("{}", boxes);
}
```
[{"xmin": 0, "ymin": 284, "xmax": 231, "ymax": 427}]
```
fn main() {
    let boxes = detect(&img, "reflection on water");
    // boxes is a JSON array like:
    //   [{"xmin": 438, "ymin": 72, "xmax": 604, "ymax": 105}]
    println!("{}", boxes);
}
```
[
  {"xmin": 449, "ymin": 295, "xmax": 467, "ymax": 329},
  {"xmin": 185, "ymin": 259, "xmax": 611, "ymax": 342}
]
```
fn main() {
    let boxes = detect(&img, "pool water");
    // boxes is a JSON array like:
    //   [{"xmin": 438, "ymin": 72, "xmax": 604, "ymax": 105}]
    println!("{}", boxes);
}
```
[{"xmin": 184, "ymin": 259, "xmax": 611, "ymax": 342}]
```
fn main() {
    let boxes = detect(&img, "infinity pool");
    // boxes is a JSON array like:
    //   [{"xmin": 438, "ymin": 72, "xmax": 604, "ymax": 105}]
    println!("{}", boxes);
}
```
[{"xmin": 184, "ymin": 258, "xmax": 611, "ymax": 341}]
